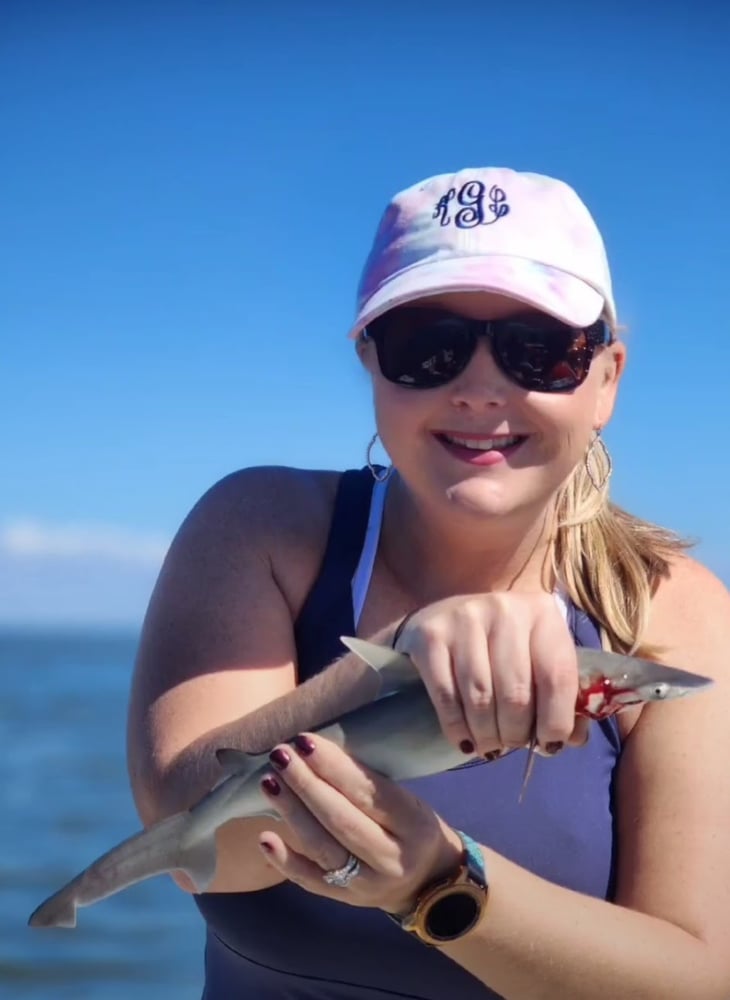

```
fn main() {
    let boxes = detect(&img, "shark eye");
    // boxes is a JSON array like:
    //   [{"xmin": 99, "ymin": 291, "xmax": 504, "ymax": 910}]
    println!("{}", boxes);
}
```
[{"xmin": 651, "ymin": 682, "xmax": 670, "ymax": 699}]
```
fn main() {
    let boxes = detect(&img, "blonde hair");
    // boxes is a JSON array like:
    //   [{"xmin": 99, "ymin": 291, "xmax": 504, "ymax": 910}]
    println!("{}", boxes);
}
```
[{"xmin": 551, "ymin": 441, "xmax": 690, "ymax": 657}]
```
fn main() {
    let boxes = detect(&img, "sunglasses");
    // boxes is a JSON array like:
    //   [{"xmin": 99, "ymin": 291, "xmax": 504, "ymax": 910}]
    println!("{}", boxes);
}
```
[{"xmin": 362, "ymin": 307, "xmax": 612, "ymax": 393}]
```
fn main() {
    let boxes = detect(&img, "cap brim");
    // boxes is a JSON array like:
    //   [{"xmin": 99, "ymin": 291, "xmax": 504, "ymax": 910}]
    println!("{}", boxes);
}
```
[{"xmin": 348, "ymin": 255, "xmax": 610, "ymax": 338}]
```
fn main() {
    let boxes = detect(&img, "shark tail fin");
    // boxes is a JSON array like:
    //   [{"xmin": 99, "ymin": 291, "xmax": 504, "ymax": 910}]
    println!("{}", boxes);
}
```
[
  {"xmin": 29, "ymin": 811, "xmax": 219, "ymax": 930},
  {"xmin": 28, "ymin": 884, "xmax": 81, "ymax": 929}
]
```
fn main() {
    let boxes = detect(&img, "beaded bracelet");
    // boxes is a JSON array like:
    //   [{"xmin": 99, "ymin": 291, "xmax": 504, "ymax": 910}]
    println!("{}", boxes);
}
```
[{"xmin": 391, "ymin": 609, "xmax": 419, "ymax": 649}]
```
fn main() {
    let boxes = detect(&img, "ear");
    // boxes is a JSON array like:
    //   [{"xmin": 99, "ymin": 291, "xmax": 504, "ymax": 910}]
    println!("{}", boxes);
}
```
[
  {"xmin": 356, "ymin": 335, "xmax": 378, "ymax": 375},
  {"xmin": 594, "ymin": 340, "xmax": 627, "ymax": 428}
]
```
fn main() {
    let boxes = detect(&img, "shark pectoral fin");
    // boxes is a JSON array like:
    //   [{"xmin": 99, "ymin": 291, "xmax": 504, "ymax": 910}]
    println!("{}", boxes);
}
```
[
  {"xmin": 215, "ymin": 748, "xmax": 269, "ymax": 778},
  {"xmin": 339, "ymin": 636, "xmax": 420, "ymax": 697}
]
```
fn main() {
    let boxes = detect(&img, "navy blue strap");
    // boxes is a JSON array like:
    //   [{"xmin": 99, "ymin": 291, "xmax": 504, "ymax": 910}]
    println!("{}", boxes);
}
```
[{"xmin": 293, "ymin": 469, "xmax": 375, "ymax": 682}]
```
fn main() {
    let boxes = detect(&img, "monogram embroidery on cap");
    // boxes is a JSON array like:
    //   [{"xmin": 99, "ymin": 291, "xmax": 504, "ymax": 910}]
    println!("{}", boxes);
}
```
[{"xmin": 432, "ymin": 181, "xmax": 509, "ymax": 229}]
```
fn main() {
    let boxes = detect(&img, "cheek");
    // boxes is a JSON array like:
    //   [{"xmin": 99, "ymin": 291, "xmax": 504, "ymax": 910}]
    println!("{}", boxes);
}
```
[
  {"xmin": 528, "ymin": 389, "xmax": 597, "ymax": 464},
  {"xmin": 372, "ymin": 376, "xmax": 420, "ymax": 420},
  {"xmin": 372, "ymin": 381, "xmax": 437, "ymax": 457}
]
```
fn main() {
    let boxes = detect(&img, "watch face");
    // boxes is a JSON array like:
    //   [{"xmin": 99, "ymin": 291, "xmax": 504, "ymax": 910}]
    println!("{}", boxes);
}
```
[{"xmin": 425, "ymin": 889, "xmax": 483, "ymax": 942}]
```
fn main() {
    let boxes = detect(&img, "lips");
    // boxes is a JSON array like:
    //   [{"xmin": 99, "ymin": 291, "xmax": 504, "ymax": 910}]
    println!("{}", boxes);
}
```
[{"xmin": 434, "ymin": 431, "xmax": 528, "ymax": 466}]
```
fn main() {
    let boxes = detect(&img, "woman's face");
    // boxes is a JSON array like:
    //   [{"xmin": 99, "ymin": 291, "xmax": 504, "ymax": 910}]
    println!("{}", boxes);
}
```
[{"xmin": 358, "ymin": 291, "xmax": 626, "ymax": 522}]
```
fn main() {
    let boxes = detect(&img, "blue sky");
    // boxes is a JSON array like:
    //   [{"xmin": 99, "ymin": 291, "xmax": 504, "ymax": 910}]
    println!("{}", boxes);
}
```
[{"xmin": 2, "ymin": 1, "xmax": 729, "ymax": 626}]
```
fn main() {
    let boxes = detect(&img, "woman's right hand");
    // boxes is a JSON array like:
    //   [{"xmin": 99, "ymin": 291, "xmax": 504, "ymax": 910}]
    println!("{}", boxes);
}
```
[{"xmin": 393, "ymin": 591, "xmax": 589, "ymax": 757}]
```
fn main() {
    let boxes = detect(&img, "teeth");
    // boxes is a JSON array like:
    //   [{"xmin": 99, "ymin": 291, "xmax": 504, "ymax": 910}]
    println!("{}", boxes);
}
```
[{"xmin": 444, "ymin": 434, "xmax": 522, "ymax": 451}]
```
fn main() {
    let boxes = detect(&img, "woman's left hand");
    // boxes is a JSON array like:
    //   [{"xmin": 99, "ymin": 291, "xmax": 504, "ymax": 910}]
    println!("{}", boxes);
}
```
[{"xmin": 257, "ymin": 732, "xmax": 462, "ymax": 914}]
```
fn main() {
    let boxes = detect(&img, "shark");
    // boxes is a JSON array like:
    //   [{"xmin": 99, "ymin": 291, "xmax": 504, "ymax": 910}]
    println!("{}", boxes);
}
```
[{"xmin": 28, "ymin": 636, "xmax": 713, "ymax": 929}]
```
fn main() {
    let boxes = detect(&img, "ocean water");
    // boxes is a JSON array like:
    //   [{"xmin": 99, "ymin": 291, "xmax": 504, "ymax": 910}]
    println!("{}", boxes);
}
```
[{"xmin": 1, "ymin": 629, "xmax": 205, "ymax": 999}]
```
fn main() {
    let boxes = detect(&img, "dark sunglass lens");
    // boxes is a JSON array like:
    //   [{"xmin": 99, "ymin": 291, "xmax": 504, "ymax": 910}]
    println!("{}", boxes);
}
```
[
  {"xmin": 494, "ymin": 320, "xmax": 592, "ymax": 391},
  {"xmin": 372, "ymin": 313, "xmax": 475, "ymax": 387}
]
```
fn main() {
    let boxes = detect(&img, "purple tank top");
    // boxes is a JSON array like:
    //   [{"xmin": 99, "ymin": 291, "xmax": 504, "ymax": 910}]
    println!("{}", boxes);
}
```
[{"xmin": 195, "ymin": 469, "xmax": 621, "ymax": 999}]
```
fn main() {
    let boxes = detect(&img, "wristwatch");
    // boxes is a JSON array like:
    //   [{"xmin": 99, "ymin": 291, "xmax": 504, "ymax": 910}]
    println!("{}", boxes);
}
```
[{"xmin": 387, "ymin": 830, "xmax": 488, "ymax": 946}]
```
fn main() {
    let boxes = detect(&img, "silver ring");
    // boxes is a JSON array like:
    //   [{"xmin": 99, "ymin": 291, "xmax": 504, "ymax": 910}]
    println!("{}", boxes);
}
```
[{"xmin": 322, "ymin": 853, "xmax": 361, "ymax": 888}]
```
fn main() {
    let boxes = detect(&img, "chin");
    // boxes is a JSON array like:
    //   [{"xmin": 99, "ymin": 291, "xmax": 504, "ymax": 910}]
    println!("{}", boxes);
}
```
[{"xmin": 440, "ymin": 477, "xmax": 526, "ymax": 520}]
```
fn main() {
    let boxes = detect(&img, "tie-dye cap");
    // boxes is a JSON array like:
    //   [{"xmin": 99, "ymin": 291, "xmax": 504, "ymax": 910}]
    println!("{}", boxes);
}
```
[{"xmin": 349, "ymin": 168, "xmax": 615, "ymax": 338}]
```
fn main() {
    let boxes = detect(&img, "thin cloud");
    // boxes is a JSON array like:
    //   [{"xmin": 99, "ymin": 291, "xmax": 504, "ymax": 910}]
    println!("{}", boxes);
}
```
[{"xmin": 0, "ymin": 519, "xmax": 169, "ymax": 568}]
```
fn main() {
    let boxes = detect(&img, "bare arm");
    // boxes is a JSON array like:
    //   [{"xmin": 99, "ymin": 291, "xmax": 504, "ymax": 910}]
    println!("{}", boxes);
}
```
[
  {"xmin": 127, "ymin": 467, "xmax": 395, "ymax": 893},
  {"xmin": 440, "ymin": 557, "xmax": 730, "ymax": 998}
]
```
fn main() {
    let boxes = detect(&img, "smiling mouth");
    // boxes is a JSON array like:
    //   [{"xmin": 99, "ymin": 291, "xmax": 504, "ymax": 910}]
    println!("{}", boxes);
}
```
[{"xmin": 435, "ymin": 433, "xmax": 527, "ymax": 452}]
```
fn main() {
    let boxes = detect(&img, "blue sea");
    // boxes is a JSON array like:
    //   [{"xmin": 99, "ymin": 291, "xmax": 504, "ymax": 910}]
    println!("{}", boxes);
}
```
[{"xmin": 1, "ymin": 629, "xmax": 205, "ymax": 999}]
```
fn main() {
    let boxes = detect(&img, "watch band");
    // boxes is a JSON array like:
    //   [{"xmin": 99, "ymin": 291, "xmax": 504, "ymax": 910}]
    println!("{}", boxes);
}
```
[
  {"xmin": 386, "ymin": 830, "xmax": 488, "ymax": 946},
  {"xmin": 458, "ymin": 831, "xmax": 487, "ymax": 888}
]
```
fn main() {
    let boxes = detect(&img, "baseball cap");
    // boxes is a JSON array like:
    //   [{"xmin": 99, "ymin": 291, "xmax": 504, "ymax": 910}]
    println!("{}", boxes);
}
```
[{"xmin": 349, "ymin": 168, "xmax": 616, "ymax": 338}]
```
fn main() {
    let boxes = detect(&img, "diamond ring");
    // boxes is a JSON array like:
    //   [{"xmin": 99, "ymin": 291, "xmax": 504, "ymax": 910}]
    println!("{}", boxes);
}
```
[{"xmin": 322, "ymin": 853, "xmax": 361, "ymax": 888}]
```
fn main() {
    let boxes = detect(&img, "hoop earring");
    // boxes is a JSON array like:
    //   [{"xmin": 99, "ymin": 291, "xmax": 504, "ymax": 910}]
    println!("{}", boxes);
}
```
[
  {"xmin": 584, "ymin": 430, "xmax": 613, "ymax": 492},
  {"xmin": 366, "ymin": 433, "xmax": 393, "ymax": 483}
]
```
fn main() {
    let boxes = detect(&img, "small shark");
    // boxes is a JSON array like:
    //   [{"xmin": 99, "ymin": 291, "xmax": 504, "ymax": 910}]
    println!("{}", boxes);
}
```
[{"xmin": 28, "ymin": 637, "xmax": 712, "ymax": 929}]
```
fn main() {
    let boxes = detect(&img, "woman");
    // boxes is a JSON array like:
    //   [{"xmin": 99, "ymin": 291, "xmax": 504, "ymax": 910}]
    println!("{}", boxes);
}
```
[{"xmin": 127, "ymin": 168, "xmax": 730, "ymax": 999}]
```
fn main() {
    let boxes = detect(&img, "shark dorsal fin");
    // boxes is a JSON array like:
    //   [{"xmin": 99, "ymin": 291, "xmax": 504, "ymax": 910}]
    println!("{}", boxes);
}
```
[
  {"xmin": 339, "ymin": 636, "xmax": 420, "ymax": 697},
  {"xmin": 215, "ymin": 748, "xmax": 269, "ymax": 779}
]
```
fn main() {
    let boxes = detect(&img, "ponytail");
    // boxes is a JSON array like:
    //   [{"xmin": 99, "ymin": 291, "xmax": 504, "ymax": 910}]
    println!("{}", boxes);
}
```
[{"xmin": 551, "ymin": 444, "xmax": 690, "ymax": 657}]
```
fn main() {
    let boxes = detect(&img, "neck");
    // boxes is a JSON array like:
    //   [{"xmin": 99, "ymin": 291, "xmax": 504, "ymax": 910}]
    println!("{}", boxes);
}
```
[{"xmin": 380, "ymin": 474, "xmax": 557, "ymax": 604}]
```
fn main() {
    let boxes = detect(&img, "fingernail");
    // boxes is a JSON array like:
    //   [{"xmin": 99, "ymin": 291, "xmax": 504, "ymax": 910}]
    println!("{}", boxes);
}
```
[
  {"xmin": 293, "ymin": 734, "xmax": 316, "ymax": 756},
  {"xmin": 269, "ymin": 748, "xmax": 291, "ymax": 769},
  {"xmin": 261, "ymin": 776, "xmax": 281, "ymax": 796},
  {"xmin": 483, "ymin": 749, "xmax": 503, "ymax": 762},
  {"xmin": 544, "ymin": 741, "xmax": 564, "ymax": 755},
  {"xmin": 460, "ymin": 739, "xmax": 475, "ymax": 755}
]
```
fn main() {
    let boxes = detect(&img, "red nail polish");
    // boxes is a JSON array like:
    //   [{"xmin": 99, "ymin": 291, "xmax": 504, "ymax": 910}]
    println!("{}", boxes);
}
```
[
  {"xmin": 544, "ymin": 741, "xmax": 564, "ymax": 755},
  {"xmin": 483, "ymin": 749, "xmax": 503, "ymax": 762},
  {"xmin": 460, "ymin": 739, "xmax": 475, "ymax": 755},
  {"xmin": 261, "ymin": 776, "xmax": 281, "ymax": 796},
  {"xmin": 269, "ymin": 747, "xmax": 290, "ymax": 769},
  {"xmin": 293, "ymin": 734, "xmax": 316, "ymax": 756}
]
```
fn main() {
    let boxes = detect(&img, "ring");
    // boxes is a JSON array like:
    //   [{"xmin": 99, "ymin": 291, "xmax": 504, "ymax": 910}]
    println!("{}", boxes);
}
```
[{"xmin": 322, "ymin": 853, "xmax": 361, "ymax": 888}]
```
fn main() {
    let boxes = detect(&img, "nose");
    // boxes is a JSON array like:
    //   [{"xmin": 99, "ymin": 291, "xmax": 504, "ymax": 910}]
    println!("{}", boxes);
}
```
[{"xmin": 447, "ymin": 338, "xmax": 511, "ymax": 409}]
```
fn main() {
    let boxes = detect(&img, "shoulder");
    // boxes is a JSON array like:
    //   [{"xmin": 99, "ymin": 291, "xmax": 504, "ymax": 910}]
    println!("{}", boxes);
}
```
[
  {"xmin": 614, "ymin": 553, "xmax": 728, "ymax": 740},
  {"xmin": 185, "ymin": 465, "xmax": 342, "ymax": 546},
  {"xmin": 646, "ymin": 552, "xmax": 730, "ymax": 669},
  {"xmin": 169, "ymin": 465, "xmax": 349, "ymax": 618}
]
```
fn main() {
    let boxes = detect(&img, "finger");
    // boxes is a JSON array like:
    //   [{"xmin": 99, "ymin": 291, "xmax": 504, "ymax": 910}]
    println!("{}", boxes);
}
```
[
  {"xmin": 567, "ymin": 715, "xmax": 590, "ymax": 747},
  {"xmin": 488, "ymin": 612, "xmax": 535, "ymax": 748},
  {"xmin": 267, "ymin": 744, "xmax": 398, "ymax": 871},
  {"xmin": 530, "ymin": 605, "xmax": 580, "ymax": 749},
  {"xmin": 405, "ymin": 637, "xmax": 473, "ymax": 754},
  {"xmin": 290, "ymin": 734, "xmax": 442, "ymax": 840},
  {"xmin": 258, "ymin": 830, "xmax": 370, "ymax": 898},
  {"xmin": 259, "ymin": 770, "xmax": 362, "ymax": 875},
  {"xmin": 450, "ymin": 620, "xmax": 500, "ymax": 755},
  {"xmin": 270, "ymin": 740, "xmax": 463, "ymax": 911}
]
